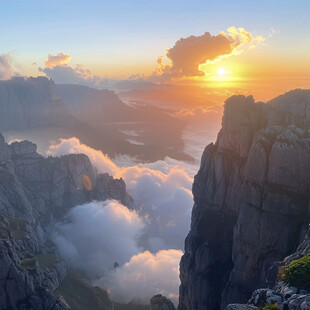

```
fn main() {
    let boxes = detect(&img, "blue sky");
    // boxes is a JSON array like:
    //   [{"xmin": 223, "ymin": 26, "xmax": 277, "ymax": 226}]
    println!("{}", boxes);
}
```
[{"xmin": 1, "ymin": 0, "xmax": 310, "ymax": 77}]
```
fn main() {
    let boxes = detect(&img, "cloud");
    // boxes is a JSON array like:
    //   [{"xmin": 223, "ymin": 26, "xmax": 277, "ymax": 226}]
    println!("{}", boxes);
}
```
[
  {"xmin": 102, "ymin": 249, "xmax": 182, "ymax": 304},
  {"xmin": 52, "ymin": 200, "xmax": 145, "ymax": 279},
  {"xmin": 44, "ymin": 52, "xmax": 72, "ymax": 68},
  {"xmin": 166, "ymin": 32, "xmax": 232, "ymax": 77},
  {"xmin": 47, "ymin": 137, "xmax": 193, "ymax": 252},
  {"xmin": 152, "ymin": 27, "xmax": 266, "ymax": 79},
  {"xmin": 46, "ymin": 136, "xmax": 196, "ymax": 303},
  {"xmin": 40, "ymin": 52, "xmax": 114, "ymax": 88},
  {"xmin": 0, "ymin": 54, "xmax": 15, "ymax": 80},
  {"xmin": 39, "ymin": 27, "xmax": 265, "ymax": 88},
  {"xmin": 47, "ymin": 137, "xmax": 118, "ymax": 175}
]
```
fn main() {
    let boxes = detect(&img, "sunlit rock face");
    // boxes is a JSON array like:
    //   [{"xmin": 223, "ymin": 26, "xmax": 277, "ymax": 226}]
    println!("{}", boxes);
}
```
[
  {"xmin": 179, "ymin": 90, "xmax": 310, "ymax": 310},
  {"xmin": 0, "ymin": 134, "xmax": 133, "ymax": 309}
]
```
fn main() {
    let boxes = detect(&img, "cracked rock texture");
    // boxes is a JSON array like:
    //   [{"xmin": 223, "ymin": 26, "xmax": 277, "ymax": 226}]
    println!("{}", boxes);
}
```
[
  {"xmin": 226, "ymin": 225, "xmax": 310, "ymax": 310},
  {"xmin": 179, "ymin": 90, "xmax": 310, "ymax": 310},
  {"xmin": 0, "ymin": 134, "xmax": 133, "ymax": 309}
]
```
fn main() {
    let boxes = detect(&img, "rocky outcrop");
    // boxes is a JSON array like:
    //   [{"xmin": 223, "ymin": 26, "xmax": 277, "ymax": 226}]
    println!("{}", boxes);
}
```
[
  {"xmin": 150, "ymin": 294, "xmax": 176, "ymax": 310},
  {"xmin": 0, "ymin": 134, "xmax": 133, "ymax": 309},
  {"xmin": 226, "ymin": 225, "xmax": 310, "ymax": 310},
  {"xmin": 179, "ymin": 90, "xmax": 310, "ymax": 310}
]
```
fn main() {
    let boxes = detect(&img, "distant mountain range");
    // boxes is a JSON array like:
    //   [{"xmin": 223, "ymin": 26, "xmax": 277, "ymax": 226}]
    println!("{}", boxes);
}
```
[{"xmin": 0, "ymin": 77, "xmax": 192, "ymax": 162}]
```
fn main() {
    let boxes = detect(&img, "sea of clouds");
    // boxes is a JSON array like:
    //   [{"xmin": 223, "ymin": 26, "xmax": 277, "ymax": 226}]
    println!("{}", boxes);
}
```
[{"xmin": 48, "ymin": 137, "xmax": 196, "ymax": 304}]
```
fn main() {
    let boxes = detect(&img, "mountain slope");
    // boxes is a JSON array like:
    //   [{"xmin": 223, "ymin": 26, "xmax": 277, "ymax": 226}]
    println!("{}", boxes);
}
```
[{"xmin": 0, "ymin": 134, "xmax": 133, "ymax": 309}]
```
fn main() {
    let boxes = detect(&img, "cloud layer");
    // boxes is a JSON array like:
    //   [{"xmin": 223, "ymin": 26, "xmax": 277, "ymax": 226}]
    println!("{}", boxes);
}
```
[
  {"xmin": 53, "ymin": 200, "xmax": 144, "ymax": 279},
  {"xmin": 47, "ymin": 137, "xmax": 194, "ymax": 303},
  {"xmin": 103, "ymin": 249, "xmax": 182, "ymax": 304},
  {"xmin": 48, "ymin": 137, "xmax": 193, "ymax": 251}
]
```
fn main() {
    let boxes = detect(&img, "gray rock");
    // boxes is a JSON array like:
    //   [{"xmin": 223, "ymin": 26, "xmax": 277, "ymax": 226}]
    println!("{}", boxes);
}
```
[
  {"xmin": 150, "ymin": 294, "xmax": 176, "ymax": 310},
  {"xmin": 0, "ymin": 134, "xmax": 130, "ymax": 309},
  {"xmin": 179, "ymin": 90, "xmax": 310, "ymax": 310}
]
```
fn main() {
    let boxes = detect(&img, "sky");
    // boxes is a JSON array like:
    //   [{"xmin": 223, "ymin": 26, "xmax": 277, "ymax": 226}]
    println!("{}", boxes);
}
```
[{"xmin": 1, "ymin": 0, "xmax": 310, "ymax": 100}]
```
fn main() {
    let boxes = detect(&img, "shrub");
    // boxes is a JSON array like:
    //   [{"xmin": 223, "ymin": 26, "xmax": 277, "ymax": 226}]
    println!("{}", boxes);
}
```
[
  {"xmin": 262, "ymin": 304, "xmax": 281, "ymax": 310},
  {"xmin": 282, "ymin": 253, "xmax": 310, "ymax": 291}
]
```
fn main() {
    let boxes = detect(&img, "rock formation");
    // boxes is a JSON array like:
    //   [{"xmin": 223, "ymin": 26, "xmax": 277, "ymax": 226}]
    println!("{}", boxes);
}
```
[
  {"xmin": 226, "ymin": 225, "xmax": 310, "ymax": 310},
  {"xmin": 179, "ymin": 90, "xmax": 310, "ymax": 310},
  {"xmin": 150, "ymin": 294, "xmax": 176, "ymax": 310},
  {"xmin": 0, "ymin": 133, "xmax": 133, "ymax": 309}
]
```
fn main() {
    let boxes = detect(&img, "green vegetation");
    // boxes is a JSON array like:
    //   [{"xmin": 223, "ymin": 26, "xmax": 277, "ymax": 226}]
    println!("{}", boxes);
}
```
[
  {"xmin": 57, "ymin": 272, "xmax": 112, "ymax": 310},
  {"xmin": 262, "ymin": 304, "xmax": 281, "ymax": 310},
  {"xmin": 281, "ymin": 254, "xmax": 310, "ymax": 291},
  {"xmin": 20, "ymin": 258, "xmax": 37, "ymax": 270},
  {"xmin": 36, "ymin": 253, "xmax": 60, "ymax": 268}
]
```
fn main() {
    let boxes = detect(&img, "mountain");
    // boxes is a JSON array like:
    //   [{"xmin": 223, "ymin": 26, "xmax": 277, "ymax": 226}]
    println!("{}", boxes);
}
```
[
  {"xmin": 0, "ymin": 133, "xmax": 133, "ymax": 309},
  {"xmin": 179, "ymin": 90, "xmax": 310, "ymax": 310},
  {"xmin": 0, "ymin": 77, "xmax": 191, "ymax": 162},
  {"xmin": 55, "ymin": 84, "xmax": 191, "ymax": 162}
]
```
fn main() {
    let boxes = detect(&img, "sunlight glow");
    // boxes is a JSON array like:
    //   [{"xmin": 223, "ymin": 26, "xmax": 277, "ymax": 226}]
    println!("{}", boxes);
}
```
[{"xmin": 217, "ymin": 68, "xmax": 226, "ymax": 75}]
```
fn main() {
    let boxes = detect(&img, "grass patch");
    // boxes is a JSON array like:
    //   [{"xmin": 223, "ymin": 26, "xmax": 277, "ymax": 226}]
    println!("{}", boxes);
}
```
[
  {"xmin": 262, "ymin": 304, "xmax": 281, "ymax": 310},
  {"xmin": 21, "ymin": 258, "xmax": 37, "ymax": 270},
  {"xmin": 57, "ymin": 272, "xmax": 112, "ymax": 310},
  {"xmin": 280, "ymin": 254, "xmax": 310, "ymax": 291},
  {"xmin": 36, "ymin": 253, "xmax": 60, "ymax": 268}
]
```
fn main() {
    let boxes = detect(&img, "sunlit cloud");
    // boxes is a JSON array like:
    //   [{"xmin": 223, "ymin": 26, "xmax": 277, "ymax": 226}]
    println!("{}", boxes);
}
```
[
  {"xmin": 44, "ymin": 52, "xmax": 72, "ymax": 68},
  {"xmin": 38, "ymin": 27, "xmax": 266, "ymax": 89},
  {"xmin": 103, "ymin": 249, "xmax": 182, "ymax": 304},
  {"xmin": 152, "ymin": 27, "xmax": 266, "ymax": 80}
]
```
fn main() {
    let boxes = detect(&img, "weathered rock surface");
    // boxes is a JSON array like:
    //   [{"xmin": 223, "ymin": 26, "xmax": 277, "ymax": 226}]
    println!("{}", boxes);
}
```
[
  {"xmin": 179, "ymin": 90, "xmax": 310, "ymax": 310},
  {"xmin": 225, "ymin": 225, "xmax": 310, "ymax": 310},
  {"xmin": 150, "ymin": 294, "xmax": 176, "ymax": 310},
  {"xmin": 0, "ymin": 134, "xmax": 133, "ymax": 309}
]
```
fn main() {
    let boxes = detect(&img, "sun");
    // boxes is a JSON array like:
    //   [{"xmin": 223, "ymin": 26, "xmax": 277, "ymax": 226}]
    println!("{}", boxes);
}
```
[{"xmin": 217, "ymin": 68, "xmax": 226, "ymax": 75}]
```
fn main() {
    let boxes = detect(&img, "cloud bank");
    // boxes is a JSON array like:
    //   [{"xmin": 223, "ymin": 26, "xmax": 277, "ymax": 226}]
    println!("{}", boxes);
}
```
[
  {"xmin": 103, "ymin": 249, "xmax": 182, "ymax": 304},
  {"xmin": 48, "ymin": 137, "xmax": 193, "ymax": 251},
  {"xmin": 47, "ymin": 137, "xmax": 194, "ymax": 302},
  {"xmin": 53, "ymin": 200, "xmax": 144, "ymax": 279}
]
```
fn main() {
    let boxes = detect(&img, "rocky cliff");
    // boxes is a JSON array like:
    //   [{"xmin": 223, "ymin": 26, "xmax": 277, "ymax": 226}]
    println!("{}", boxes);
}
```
[
  {"xmin": 226, "ymin": 225, "xmax": 310, "ymax": 310},
  {"xmin": 179, "ymin": 90, "xmax": 310, "ymax": 310},
  {"xmin": 0, "ymin": 133, "xmax": 133, "ymax": 309}
]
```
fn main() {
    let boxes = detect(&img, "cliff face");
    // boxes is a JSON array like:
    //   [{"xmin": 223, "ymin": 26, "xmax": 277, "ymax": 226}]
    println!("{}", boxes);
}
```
[
  {"xmin": 226, "ymin": 225, "xmax": 310, "ymax": 310},
  {"xmin": 0, "ymin": 134, "xmax": 133, "ymax": 309},
  {"xmin": 179, "ymin": 90, "xmax": 310, "ymax": 310}
]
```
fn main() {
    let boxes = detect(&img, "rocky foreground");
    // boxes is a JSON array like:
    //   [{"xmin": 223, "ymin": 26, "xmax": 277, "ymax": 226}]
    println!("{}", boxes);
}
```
[{"xmin": 179, "ymin": 90, "xmax": 310, "ymax": 310}]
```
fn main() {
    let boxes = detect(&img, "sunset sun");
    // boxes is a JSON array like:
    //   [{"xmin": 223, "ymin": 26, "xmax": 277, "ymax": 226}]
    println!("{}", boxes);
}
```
[{"xmin": 217, "ymin": 68, "xmax": 227, "ymax": 75}]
